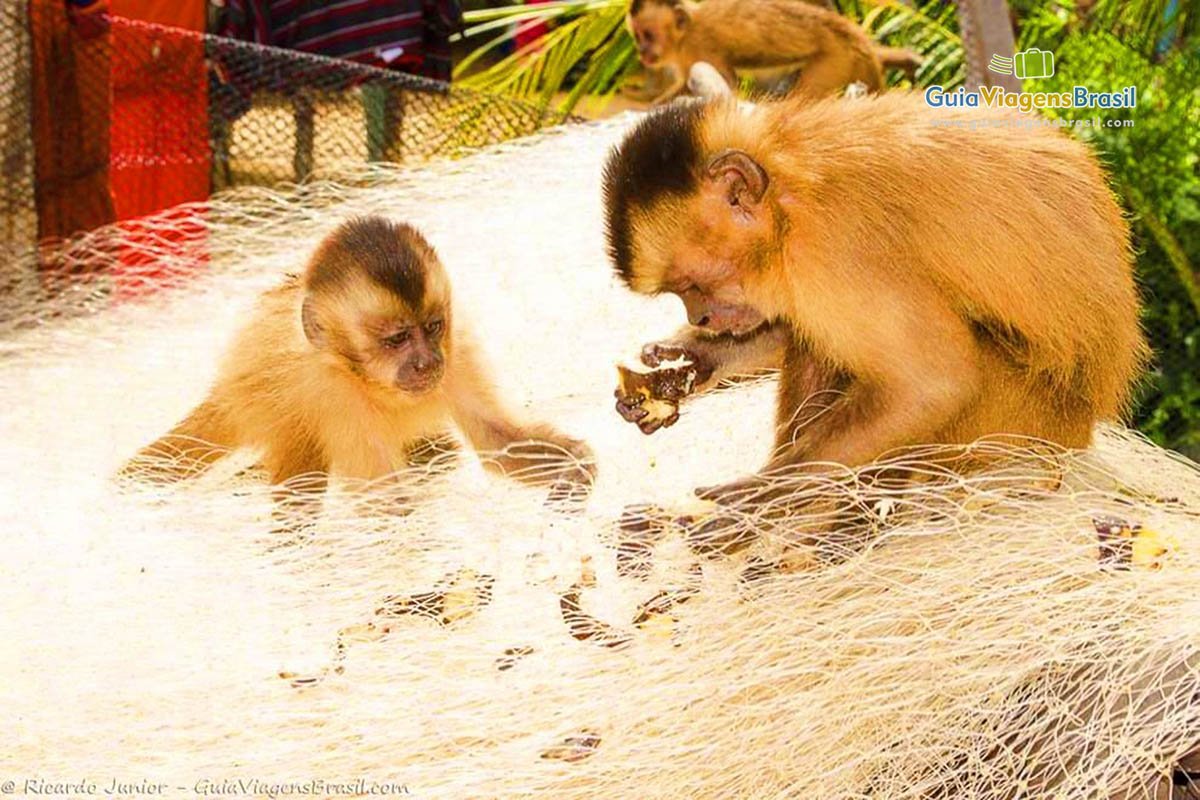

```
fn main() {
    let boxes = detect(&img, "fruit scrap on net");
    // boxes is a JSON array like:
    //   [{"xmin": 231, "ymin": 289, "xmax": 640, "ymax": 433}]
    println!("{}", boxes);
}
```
[{"xmin": 1092, "ymin": 515, "xmax": 1178, "ymax": 570}]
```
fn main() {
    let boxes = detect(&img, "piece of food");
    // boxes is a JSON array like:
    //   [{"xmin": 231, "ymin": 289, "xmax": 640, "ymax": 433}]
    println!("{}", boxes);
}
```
[
  {"xmin": 559, "ymin": 584, "xmax": 632, "ymax": 649},
  {"xmin": 540, "ymin": 731, "xmax": 602, "ymax": 763},
  {"xmin": 376, "ymin": 568, "xmax": 495, "ymax": 626},
  {"xmin": 339, "ymin": 621, "xmax": 393, "ymax": 643},
  {"xmin": 1130, "ymin": 526, "xmax": 1178, "ymax": 569},
  {"xmin": 635, "ymin": 612, "xmax": 677, "ymax": 643},
  {"xmin": 632, "ymin": 586, "xmax": 698, "ymax": 627},
  {"xmin": 1092, "ymin": 516, "xmax": 1178, "ymax": 570},
  {"xmin": 496, "ymin": 646, "xmax": 535, "ymax": 672},
  {"xmin": 279, "ymin": 671, "xmax": 326, "ymax": 689},
  {"xmin": 615, "ymin": 361, "xmax": 700, "ymax": 430},
  {"xmin": 632, "ymin": 583, "xmax": 699, "ymax": 645},
  {"xmin": 579, "ymin": 555, "xmax": 597, "ymax": 589}
]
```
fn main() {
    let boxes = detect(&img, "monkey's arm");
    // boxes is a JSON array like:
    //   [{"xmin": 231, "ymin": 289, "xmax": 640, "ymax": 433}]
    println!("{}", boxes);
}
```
[
  {"xmin": 650, "ymin": 68, "xmax": 689, "ymax": 105},
  {"xmin": 616, "ymin": 322, "xmax": 787, "ymax": 433},
  {"xmin": 118, "ymin": 399, "xmax": 238, "ymax": 484},
  {"xmin": 265, "ymin": 435, "xmax": 329, "ymax": 537},
  {"xmin": 793, "ymin": 300, "xmax": 980, "ymax": 468},
  {"xmin": 701, "ymin": 285, "xmax": 981, "ymax": 504},
  {"xmin": 649, "ymin": 322, "xmax": 787, "ymax": 392},
  {"xmin": 446, "ymin": 336, "xmax": 596, "ymax": 487}
]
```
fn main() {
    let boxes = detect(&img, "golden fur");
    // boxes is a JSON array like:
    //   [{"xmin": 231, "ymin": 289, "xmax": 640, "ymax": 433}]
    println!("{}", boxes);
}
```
[
  {"xmin": 123, "ymin": 219, "xmax": 593, "ymax": 519},
  {"xmin": 607, "ymin": 93, "xmax": 1147, "ymax": 492},
  {"xmin": 626, "ymin": 0, "xmax": 919, "ymax": 104}
]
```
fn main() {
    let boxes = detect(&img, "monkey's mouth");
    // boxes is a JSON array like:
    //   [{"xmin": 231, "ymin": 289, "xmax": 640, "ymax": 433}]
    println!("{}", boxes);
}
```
[
  {"xmin": 638, "ymin": 52, "xmax": 659, "ymax": 66},
  {"xmin": 397, "ymin": 375, "xmax": 442, "ymax": 394},
  {"xmin": 707, "ymin": 320, "xmax": 771, "ymax": 341}
]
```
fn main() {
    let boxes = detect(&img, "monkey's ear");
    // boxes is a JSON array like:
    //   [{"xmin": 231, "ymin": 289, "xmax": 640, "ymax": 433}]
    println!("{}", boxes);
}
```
[
  {"xmin": 705, "ymin": 149, "xmax": 769, "ymax": 207},
  {"xmin": 301, "ymin": 295, "xmax": 326, "ymax": 348},
  {"xmin": 673, "ymin": 5, "xmax": 689, "ymax": 28}
]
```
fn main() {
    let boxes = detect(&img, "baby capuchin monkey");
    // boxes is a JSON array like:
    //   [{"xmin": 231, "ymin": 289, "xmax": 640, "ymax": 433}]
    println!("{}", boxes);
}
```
[
  {"xmin": 122, "ymin": 216, "xmax": 594, "ymax": 524},
  {"xmin": 626, "ymin": 0, "xmax": 922, "ymax": 105},
  {"xmin": 603, "ymin": 94, "xmax": 1147, "ymax": 512}
]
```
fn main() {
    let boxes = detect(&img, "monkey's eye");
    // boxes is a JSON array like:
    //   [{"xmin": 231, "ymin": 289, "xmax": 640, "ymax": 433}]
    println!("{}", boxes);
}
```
[
  {"xmin": 381, "ymin": 330, "xmax": 411, "ymax": 349},
  {"xmin": 644, "ymin": 31, "xmax": 655, "ymax": 43},
  {"xmin": 424, "ymin": 319, "xmax": 444, "ymax": 337}
]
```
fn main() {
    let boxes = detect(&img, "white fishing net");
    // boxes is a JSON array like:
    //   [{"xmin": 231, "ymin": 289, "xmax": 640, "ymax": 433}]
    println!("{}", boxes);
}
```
[{"xmin": 2, "ymin": 115, "xmax": 1198, "ymax": 799}]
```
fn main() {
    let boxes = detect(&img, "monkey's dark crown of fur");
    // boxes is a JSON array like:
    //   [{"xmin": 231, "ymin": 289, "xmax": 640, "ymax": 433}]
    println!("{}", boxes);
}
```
[
  {"xmin": 307, "ymin": 216, "xmax": 430, "ymax": 308},
  {"xmin": 602, "ymin": 102, "xmax": 705, "ymax": 287},
  {"xmin": 628, "ymin": 0, "xmax": 681, "ymax": 15}
]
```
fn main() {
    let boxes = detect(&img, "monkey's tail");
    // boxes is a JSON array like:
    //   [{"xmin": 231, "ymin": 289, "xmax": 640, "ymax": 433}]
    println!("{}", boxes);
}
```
[
  {"xmin": 118, "ymin": 400, "xmax": 237, "ymax": 485},
  {"xmin": 874, "ymin": 46, "xmax": 923, "ymax": 81}
]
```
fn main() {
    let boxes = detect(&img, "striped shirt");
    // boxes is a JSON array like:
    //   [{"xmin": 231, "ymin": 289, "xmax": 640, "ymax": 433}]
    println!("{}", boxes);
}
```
[{"xmin": 221, "ymin": 0, "xmax": 461, "ymax": 80}]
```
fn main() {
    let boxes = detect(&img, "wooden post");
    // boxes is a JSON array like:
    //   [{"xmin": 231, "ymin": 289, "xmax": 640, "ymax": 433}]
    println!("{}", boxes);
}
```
[{"xmin": 956, "ymin": 0, "xmax": 1022, "ymax": 92}]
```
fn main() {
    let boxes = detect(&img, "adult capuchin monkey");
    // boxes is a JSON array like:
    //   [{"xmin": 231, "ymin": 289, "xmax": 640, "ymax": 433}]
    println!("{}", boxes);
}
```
[
  {"xmin": 603, "ymin": 93, "xmax": 1147, "ymax": 520},
  {"xmin": 626, "ymin": 0, "xmax": 922, "ymax": 105},
  {"xmin": 121, "ymin": 216, "xmax": 595, "ymax": 526}
]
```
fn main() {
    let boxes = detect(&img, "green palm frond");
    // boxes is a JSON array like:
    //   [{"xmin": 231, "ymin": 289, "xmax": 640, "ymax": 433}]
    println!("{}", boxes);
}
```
[
  {"xmin": 1086, "ymin": 0, "xmax": 1195, "ymax": 53},
  {"xmin": 859, "ymin": 0, "xmax": 965, "ymax": 88},
  {"xmin": 455, "ymin": 0, "xmax": 635, "ymax": 113}
]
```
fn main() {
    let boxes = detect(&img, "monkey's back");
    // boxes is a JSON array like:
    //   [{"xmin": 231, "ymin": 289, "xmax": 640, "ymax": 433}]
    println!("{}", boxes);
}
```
[
  {"xmin": 689, "ymin": 0, "xmax": 876, "ymax": 71},
  {"xmin": 755, "ymin": 93, "xmax": 1146, "ymax": 416}
]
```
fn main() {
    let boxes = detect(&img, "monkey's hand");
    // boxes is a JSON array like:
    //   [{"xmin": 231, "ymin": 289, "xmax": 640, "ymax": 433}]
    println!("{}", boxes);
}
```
[
  {"xmin": 614, "ymin": 346, "xmax": 714, "ymax": 435},
  {"xmin": 493, "ymin": 429, "xmax": 597, "ymax": 491}
]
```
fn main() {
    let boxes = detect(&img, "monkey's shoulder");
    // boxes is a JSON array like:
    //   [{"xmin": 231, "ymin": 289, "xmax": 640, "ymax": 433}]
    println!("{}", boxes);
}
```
[{"xmin": 263, "ymin": 272, "xmax": 303, "ymax": 297}]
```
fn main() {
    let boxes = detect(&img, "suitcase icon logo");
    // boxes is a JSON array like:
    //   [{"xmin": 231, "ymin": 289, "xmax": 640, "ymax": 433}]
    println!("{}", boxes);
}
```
[{"xmin": 989, "ymin": 49, "xmax": 1055, "ymax": 79}]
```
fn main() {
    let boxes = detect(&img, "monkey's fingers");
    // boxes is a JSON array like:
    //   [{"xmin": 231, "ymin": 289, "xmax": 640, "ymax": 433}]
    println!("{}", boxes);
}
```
[
  {"xmin": 637, "ymin": 409, "xmax": 679, "ymax": 435},
  {"xmin": 640, "ymin": 342, "xmax": 694, "ymax": 368},
  {"xmin": 499, "ymin": 439, "xmax": 597, "ymax": 487},
  {"xmin": 686, "ymin": 514, "xmax": 758, "ymax": 556},
  {"xmin": 615, "ymin": 393, "xmax": 650, "ymax": 423}
]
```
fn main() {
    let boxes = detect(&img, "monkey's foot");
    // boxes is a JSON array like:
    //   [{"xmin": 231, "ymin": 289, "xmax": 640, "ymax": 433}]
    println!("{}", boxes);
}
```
[
  {"xmin": 695, "ymin": 474, "xmax": 780, "ymax": 507},
  {"xmin": 685, "ymin": 513, "xmax": 759, "ymax": 557}
]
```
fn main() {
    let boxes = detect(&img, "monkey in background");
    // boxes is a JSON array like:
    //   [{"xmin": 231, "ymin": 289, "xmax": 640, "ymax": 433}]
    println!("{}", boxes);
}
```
[
  {"xmin": 604, "ymin": 93, "xmax": 1147, "ymax": 512},
  {"xmin": 626, "ymin": 0, "xmax": 922, "ymax": 105},
  {"xmin": 122, "ymin": 216, "xmax": 595, "ymax": 524}
]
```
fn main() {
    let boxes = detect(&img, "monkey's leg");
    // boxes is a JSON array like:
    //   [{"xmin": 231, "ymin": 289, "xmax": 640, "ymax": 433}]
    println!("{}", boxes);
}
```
[
  {"xmin": 703, "ymin": 296, "xmax": 982, "ymax": 515},
  {"xmin": 267, "ymin": 440, "xmax": 329, "ymax": 537},
  {"xmin": 119, "ymin": 400, "xmax": 237, "ymax": 484},
  {"xmin": 689, "ymin": 340, "xmax": 851, "ymax": 553},
  {"xmin": 770, "ymin": 335, "xmax": 848, "ymax": 460},
  {"xmin": 623, "ymin": 66, "xmax": 672, "ymax": 103},
  {"xmin": 791, "ymin": 52, "xmax": 882, "ymax": 99},
  {"xmin": 650, "ymin": 72, "xmax": 689, "ymax": 105}
]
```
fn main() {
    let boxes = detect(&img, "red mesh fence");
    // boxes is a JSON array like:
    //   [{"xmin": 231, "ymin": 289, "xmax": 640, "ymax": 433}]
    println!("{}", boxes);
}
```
[{"xmin": 0, "ymin": 0, "xmax": 576, "ymax": 290}]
